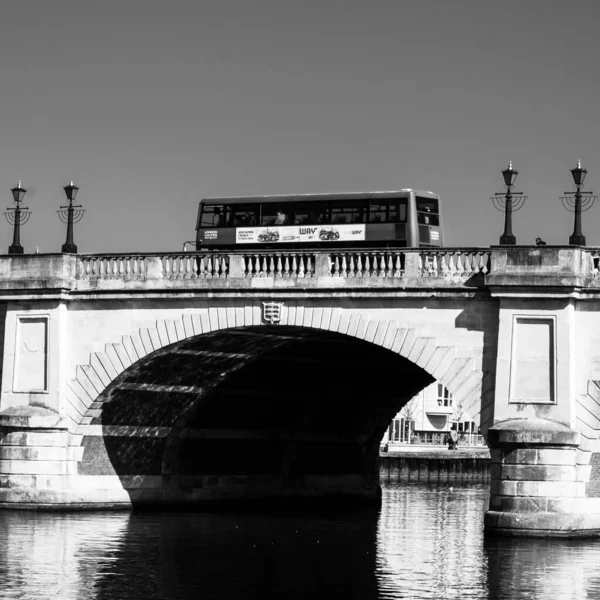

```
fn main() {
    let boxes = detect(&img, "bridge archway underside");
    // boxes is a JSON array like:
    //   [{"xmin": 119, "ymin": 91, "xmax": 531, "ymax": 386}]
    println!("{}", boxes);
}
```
[{"xmin": 78, "ymin": 326, "xmax": 435, "ymax": 505}]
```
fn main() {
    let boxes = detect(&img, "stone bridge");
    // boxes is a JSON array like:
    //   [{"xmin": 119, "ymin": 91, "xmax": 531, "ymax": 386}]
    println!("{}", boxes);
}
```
[{"xmin": 2, "ymin": 246, "xmax": 600, "ymax": 537}]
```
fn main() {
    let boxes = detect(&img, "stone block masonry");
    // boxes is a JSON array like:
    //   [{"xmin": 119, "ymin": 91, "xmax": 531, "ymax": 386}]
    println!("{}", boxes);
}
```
[{"xmin": 0, "ymin": 247, "xmax": 599, "ymax": 537}]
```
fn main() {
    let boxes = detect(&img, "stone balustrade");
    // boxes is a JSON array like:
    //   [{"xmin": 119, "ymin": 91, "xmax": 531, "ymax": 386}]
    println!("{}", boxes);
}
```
[
  {"xmin": 74, "ymin": 248, "xmax": 492, "ymax": 282},
  {"xmin": 3, "ymin": 246, "xmax": 600, "ymax": 293}
]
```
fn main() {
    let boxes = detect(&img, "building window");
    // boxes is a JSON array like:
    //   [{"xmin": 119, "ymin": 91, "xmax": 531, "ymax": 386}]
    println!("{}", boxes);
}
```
[
  {"xmin": 437, "ymin": 383, "xmax": 453, "ymax": 407},
  {"xmin": 388, "ymin": 418, "xmax": 413, "ymax": 443}
]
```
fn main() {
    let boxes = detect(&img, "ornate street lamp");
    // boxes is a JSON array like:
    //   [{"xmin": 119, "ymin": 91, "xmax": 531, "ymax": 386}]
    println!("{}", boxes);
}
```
[
  {"xmin": 4, "ymin": 181, "xmax": 31, "ymax": 254},
  {"xmin": 561, "ymin": 160, "xmax": 596, "ymax": 246},
  {"xmin": 58, "ymin": 181, "xmax": 85, "ymax": 253},
  {"xmin": 491, "ymin": 161, "xmax": 527, "ymax": 245}
]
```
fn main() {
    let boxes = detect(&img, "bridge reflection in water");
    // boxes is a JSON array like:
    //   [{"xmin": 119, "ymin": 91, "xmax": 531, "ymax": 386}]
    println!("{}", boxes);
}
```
[{"xmin": 1, "ymin": 483, "xmax": 599, "ymax": 600}]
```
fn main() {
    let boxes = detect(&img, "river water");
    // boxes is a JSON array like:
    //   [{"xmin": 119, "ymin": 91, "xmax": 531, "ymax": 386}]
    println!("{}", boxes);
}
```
[{"xmin": 1, "ymin": 482, "xmax": 600, "ymax": 599}]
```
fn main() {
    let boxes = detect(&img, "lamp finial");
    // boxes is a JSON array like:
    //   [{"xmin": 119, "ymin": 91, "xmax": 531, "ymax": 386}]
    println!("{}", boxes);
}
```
[{"xmin": 578, "ymin": 159, "xmax": 582, "ymax": 169}]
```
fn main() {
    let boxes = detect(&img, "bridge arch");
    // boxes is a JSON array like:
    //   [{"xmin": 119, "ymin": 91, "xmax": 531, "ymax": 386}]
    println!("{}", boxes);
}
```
[
  {"xmin": 68, "ymin": 309, "xmax": 489, "ymax": 431},
  {"xmin": 65, "ymin": 309, "xmax": 490, "ymax": 506}
]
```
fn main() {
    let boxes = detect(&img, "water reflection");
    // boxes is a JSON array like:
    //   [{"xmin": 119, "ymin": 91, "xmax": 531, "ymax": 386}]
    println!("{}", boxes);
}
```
[
  {"xmin": 485, "ymin": 536, "xmax": 600, "ymax": 600},
  {"xmin": 0, "ymin": 511, "xmax": 131, "ymax": 600},
  {"xmin": 92, "ymin": 508, "xmax": 380, "ymax": 600},
  {"xmin": 377, "ymin": 483, "xmax": 488, "ymax": 599},
  {"xmin": 1, "ymin": 484, "xmax": 600, "ymax": 599}
]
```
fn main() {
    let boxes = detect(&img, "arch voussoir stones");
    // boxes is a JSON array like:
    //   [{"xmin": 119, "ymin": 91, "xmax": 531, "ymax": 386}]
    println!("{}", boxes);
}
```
[{"xmin": 65, "ymin": 312, "xmax": 484, "ymax": 439}]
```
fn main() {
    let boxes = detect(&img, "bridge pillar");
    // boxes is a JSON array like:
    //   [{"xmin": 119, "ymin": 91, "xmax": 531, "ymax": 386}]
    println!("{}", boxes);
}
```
[
  {"xmin": 485, "ymin": 247, "xmax": 600, "ymax": 537},
  {"xmin": 485, "ymin": 419, "xmax": 600, "ymax": 537},
  {"xmin": 0, "ymin": 408, "xmax": 79, "ymax": 506}
]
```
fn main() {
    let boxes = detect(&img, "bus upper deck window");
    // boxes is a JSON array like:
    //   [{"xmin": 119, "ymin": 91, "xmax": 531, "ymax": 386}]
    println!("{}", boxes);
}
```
[
  {"xmin": 261, "ymin": 205, "xmax": 288, "ymax": 226},
  {"xmin": 389, "ymin": 199, "xmax": 407, "ymax": 223},
  {"xmin": 231, "ymin": 205, "xmax": 258, "ymax": 226},
  {"xmin": 200, "ymin": 205, "xmax": 226, "ymax": 227},
  {"xmin": 331, "ymin": 200, "xmax": 366, "ymax": 224},
  {"xmin": 416, "ymin": 197, "xmax": 440, "ymax": 226},
  {"xmin": 370, "ymin": 200, "xmax": 389, "ymax": 223},
  {"xmin": 293, "ymin": 203, "xmax": 327, "ymax": 225}
]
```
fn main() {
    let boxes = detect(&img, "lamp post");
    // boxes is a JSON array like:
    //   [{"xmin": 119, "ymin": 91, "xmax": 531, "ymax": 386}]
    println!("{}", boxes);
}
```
[
  {"xmin": 58, "ymin": 181, "xmax": 85, "ymax": 253},
  {"xmin": 561, "ymin": 161, "xmax": 596, "ymax": 246},
  {"xmin": 4, "ymin": 181, "xmax": 31, "ymax": 254},
  {"xmin": 182, "ymin": 241, "xmax": 198, "ymax": 252},
  {"xmin": 491, "ymin": 162, "xmax": 526, "ymax": 245}
]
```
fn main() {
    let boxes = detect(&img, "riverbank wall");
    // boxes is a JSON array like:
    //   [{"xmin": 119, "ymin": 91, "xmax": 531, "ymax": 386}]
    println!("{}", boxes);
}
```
[{"xmin": 379, "ymin": 448, "xmax": 490, "ymax": 483}]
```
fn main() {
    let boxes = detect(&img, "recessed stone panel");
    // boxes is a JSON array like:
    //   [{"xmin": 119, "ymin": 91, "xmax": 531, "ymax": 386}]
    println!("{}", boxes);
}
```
[
  {"xmin": 509, "ymin": 316, "xmax": 556, "ymax": 404},
  {"xmin": 13, "ymin": 317, "xmax": 48, "ymax": 393}
]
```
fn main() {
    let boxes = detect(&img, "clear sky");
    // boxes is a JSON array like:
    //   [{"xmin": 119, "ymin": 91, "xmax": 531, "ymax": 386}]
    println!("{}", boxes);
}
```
[{"xmin": 1, "ymin": 0, "xmax": 600, "ymax": 253}]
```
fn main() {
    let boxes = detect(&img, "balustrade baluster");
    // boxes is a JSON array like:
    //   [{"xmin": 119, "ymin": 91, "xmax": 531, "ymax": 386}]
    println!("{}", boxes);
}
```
[
  {"xmin": 291, "ymin": 255, "xmax": 298, "ymax": 277},
  {"xmin": 456, "ymin": 252, "xmax": 465, "ymax": 276},
  {"xmin": 298, "ymin": 254, "xmax": 305, "ymax": 278},
  {"xmin": 196, "ymin": 255, "xmax": 205, "ymax": 277},
  {"xmin": 451, "ymin": 253, "xmax": 458, "ymax": 276},
  {"xmin": 440, "ymin": 253, "xmax": 449, "ymax": 276},
  {"xmin": 306, "ymin": 255, "xmax": 313, "ymax": 277},
  {"xmin": 591, "ymin": 252, "xmax": 600, "ymax": 276},
  {"xmin": 483, "ymin": 252, "xmax": 491, "ymax": 274},
  {"xmin": 393, "ymin": 253, "xmax": 402, "ymax": 277},
  {"xmin": 276, "ymin": 255, "xmax": 283, "ymax": 278},
  {"xmin": 467, "ymin": 253, "xmax": 476, "ymax": 274},
  {"xmin": 355, "ymin": 254, "xmax": 362, "ymax": 277},
  {"xmin": 475, "ymin": 252, "xmax": 483, "ymax": 274},
  {"xmin": 339, "ymin": 255, "xmax": 347, "ymax": 278},
  {"xmin": 283, "ymin": 255, "xmax": 290, "ymax": 278},
  {"xmin": 363, "ymin": 254, "xmax": 370, "ymax": 277},
  {"xmin": 269, "ymin": 255, "xmax": 275, "ymax": 276},
  {"xmin": 332, "ymin": 255, "xmax": 340, "ymax": 277},
  {"xmin": 462, "ymin": 253, "xmax": 471, "ymax": 277}
]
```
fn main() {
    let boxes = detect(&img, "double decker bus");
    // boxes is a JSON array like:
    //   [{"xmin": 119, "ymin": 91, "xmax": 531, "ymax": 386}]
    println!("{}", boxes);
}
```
[{"xmin": 195, "ymin": 190, "xmax": 442, "ymax": 249}]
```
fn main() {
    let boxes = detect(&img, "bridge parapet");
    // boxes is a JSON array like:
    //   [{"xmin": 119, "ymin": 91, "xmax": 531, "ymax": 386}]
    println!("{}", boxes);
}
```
[
  {"xmin": 77, "ymin": 248, "xmax": 493, "ymax": 281},
  {"xmin": 3, "ymin": 247, "xmax": 600, "ymax": 294}
]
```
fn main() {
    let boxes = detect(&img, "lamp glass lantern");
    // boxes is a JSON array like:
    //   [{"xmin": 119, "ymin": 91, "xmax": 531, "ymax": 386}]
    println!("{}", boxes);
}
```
[
  {"xmin": 571, "ymin": 161, "xmax": 587, "ymax": 187},
  {"xmin": 501, "ymin": 163, "xmax": 518, "ymax": 187},
  {"xmin": 63, "ymin": 182, "xmax": 79, "ymax": 203},
  {"xmin": 11, "ymin": 183, "xmax": 26, "ymax": 204}
]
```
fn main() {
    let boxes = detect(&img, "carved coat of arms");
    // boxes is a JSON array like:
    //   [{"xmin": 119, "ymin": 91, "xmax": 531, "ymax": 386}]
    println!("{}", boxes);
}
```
[{"xmin": 262, "ymin": 301, "xmax": 283, "ymax": 324}]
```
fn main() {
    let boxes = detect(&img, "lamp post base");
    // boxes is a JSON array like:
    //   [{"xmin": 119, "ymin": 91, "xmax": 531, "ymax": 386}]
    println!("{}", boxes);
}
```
[
  {"xmin": 569, "ymin": 233, "xmax": 586, "ymax": 246},
  {"xmin": 8, "ymin": 244, "xmax": 24, "ymax": 254},
  {"xmin": 61, "ymin": 243, "xmax": 77, "ymax": 253},
  {"xmin": 499, "ymin": 233, "xmax": 516, "ymax": 245}
]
